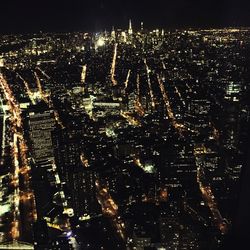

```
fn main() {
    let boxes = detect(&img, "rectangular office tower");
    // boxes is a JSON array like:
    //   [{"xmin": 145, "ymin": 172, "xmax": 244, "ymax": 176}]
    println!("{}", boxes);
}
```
[{"xmin": 28, "ymin": 106, "xmax": 55, "ymax": 163}]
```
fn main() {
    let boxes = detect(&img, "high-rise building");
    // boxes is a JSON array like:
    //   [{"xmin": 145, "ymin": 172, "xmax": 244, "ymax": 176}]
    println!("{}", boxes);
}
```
[
  {"xmin": 140, "ymin": 22, "xmax": 144, "ymax": 31},
  {"xmin": 69, "ymin": 166, "xmax": 100, "ymax": 218},
  {"xmin": 53, "ymin": 125, "xmax": 101, "ymax": 218},
  {"xmin": 111, "ymin": 26, "xmax": 116, "ymax": 41},
  {"xmin": 185, "ymin": 99, "xmax": 211, "ymax": 135},
  {"xmin": 28, "ymin": 104, "xmax": 55, "ymax": 163},
  {"xmin": 0, "ymin": 57, "xmax": 4, "ymax": 67},
  {"xmin": 128, "ymin": 19, "xmax": 133, "ymax": 36},
  {"xmin": 52, "ymin": 127, "xmax": 80, "ymax": 182}
]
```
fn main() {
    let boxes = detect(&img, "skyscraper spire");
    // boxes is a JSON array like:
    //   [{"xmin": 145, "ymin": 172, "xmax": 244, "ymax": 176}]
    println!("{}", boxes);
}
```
[
  {"xmin": 111, "ymin": 26, "xmax": 116, "ymax": 40},
  {"xmin": 128, "ymin": 19, "xmax": 133, "ymax": 35},
  {"xmin": 141, "ymin": 22, "xmax": 144, "ymax": 31}
]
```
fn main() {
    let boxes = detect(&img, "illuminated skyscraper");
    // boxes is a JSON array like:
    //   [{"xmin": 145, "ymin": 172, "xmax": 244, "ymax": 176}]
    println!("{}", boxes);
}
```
[
  {"xmin": 28, "ymin": 104, "xmax": 55, "ymax": 163},
  {"xmin": 111, "ymin": 26, "xmax": 116, "ymax": 40},
  {"xmin": 140, "ymin": 22, "xmax": 144, "ymax": 31},
  {"xmin": 0, "ymin": 57, "xmax": 4, "ymax": 67},
  {"xmin": 128, "ymin": 19, "xmax": 133, "ymax": 35}
]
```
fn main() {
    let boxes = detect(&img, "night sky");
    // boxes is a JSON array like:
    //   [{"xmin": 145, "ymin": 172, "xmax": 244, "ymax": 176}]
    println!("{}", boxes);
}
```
[{"xmin": 1, "ymin": 0, "xmax": 250, "ymax": 34}]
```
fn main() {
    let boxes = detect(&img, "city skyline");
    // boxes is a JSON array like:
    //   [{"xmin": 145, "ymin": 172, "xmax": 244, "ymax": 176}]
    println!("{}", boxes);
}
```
[
  {"xmin": 0, "ymin": 2, "xmax": 250, "ymax": 249},
  {"xmin": 0, "ymin": 27, "xmax": 249, "ymax": 249}
]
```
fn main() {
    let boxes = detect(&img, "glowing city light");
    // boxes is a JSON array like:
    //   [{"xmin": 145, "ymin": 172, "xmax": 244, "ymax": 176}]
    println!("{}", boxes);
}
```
[{"xmin": 96, "ymin": 37, "xmax": 105, "ymax": 47}]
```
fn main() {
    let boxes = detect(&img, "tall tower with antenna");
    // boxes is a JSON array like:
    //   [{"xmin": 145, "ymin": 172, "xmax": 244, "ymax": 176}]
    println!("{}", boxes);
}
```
[
  {"xmin": 111, "ymin": 26, "xmax": 116, "ymax": 40},
  {"xmin": 128, "ymin": 19, "xmax": 133, "ymax": 35},
  {"xmin": 141, "ymin": 22, "xmax": 144, "ymax": 31}
]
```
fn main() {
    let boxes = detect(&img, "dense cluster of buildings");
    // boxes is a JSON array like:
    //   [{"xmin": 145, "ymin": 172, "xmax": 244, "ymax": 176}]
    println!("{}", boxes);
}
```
[{"xmin": 0, "ymin": 23, "xmax": 249, "ymax": 249}]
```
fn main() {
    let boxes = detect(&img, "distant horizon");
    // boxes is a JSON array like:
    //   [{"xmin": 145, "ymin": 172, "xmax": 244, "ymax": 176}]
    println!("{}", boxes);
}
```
[{"xmin": 1, "ymin": 25, "xmax": 250, "ymax": 36}]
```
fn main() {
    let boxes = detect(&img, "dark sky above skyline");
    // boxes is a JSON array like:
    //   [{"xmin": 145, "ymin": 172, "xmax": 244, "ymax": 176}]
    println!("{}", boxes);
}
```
[{"xmin": 1, "ymin": 0, "xmax": 250, "ymax": 34}]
